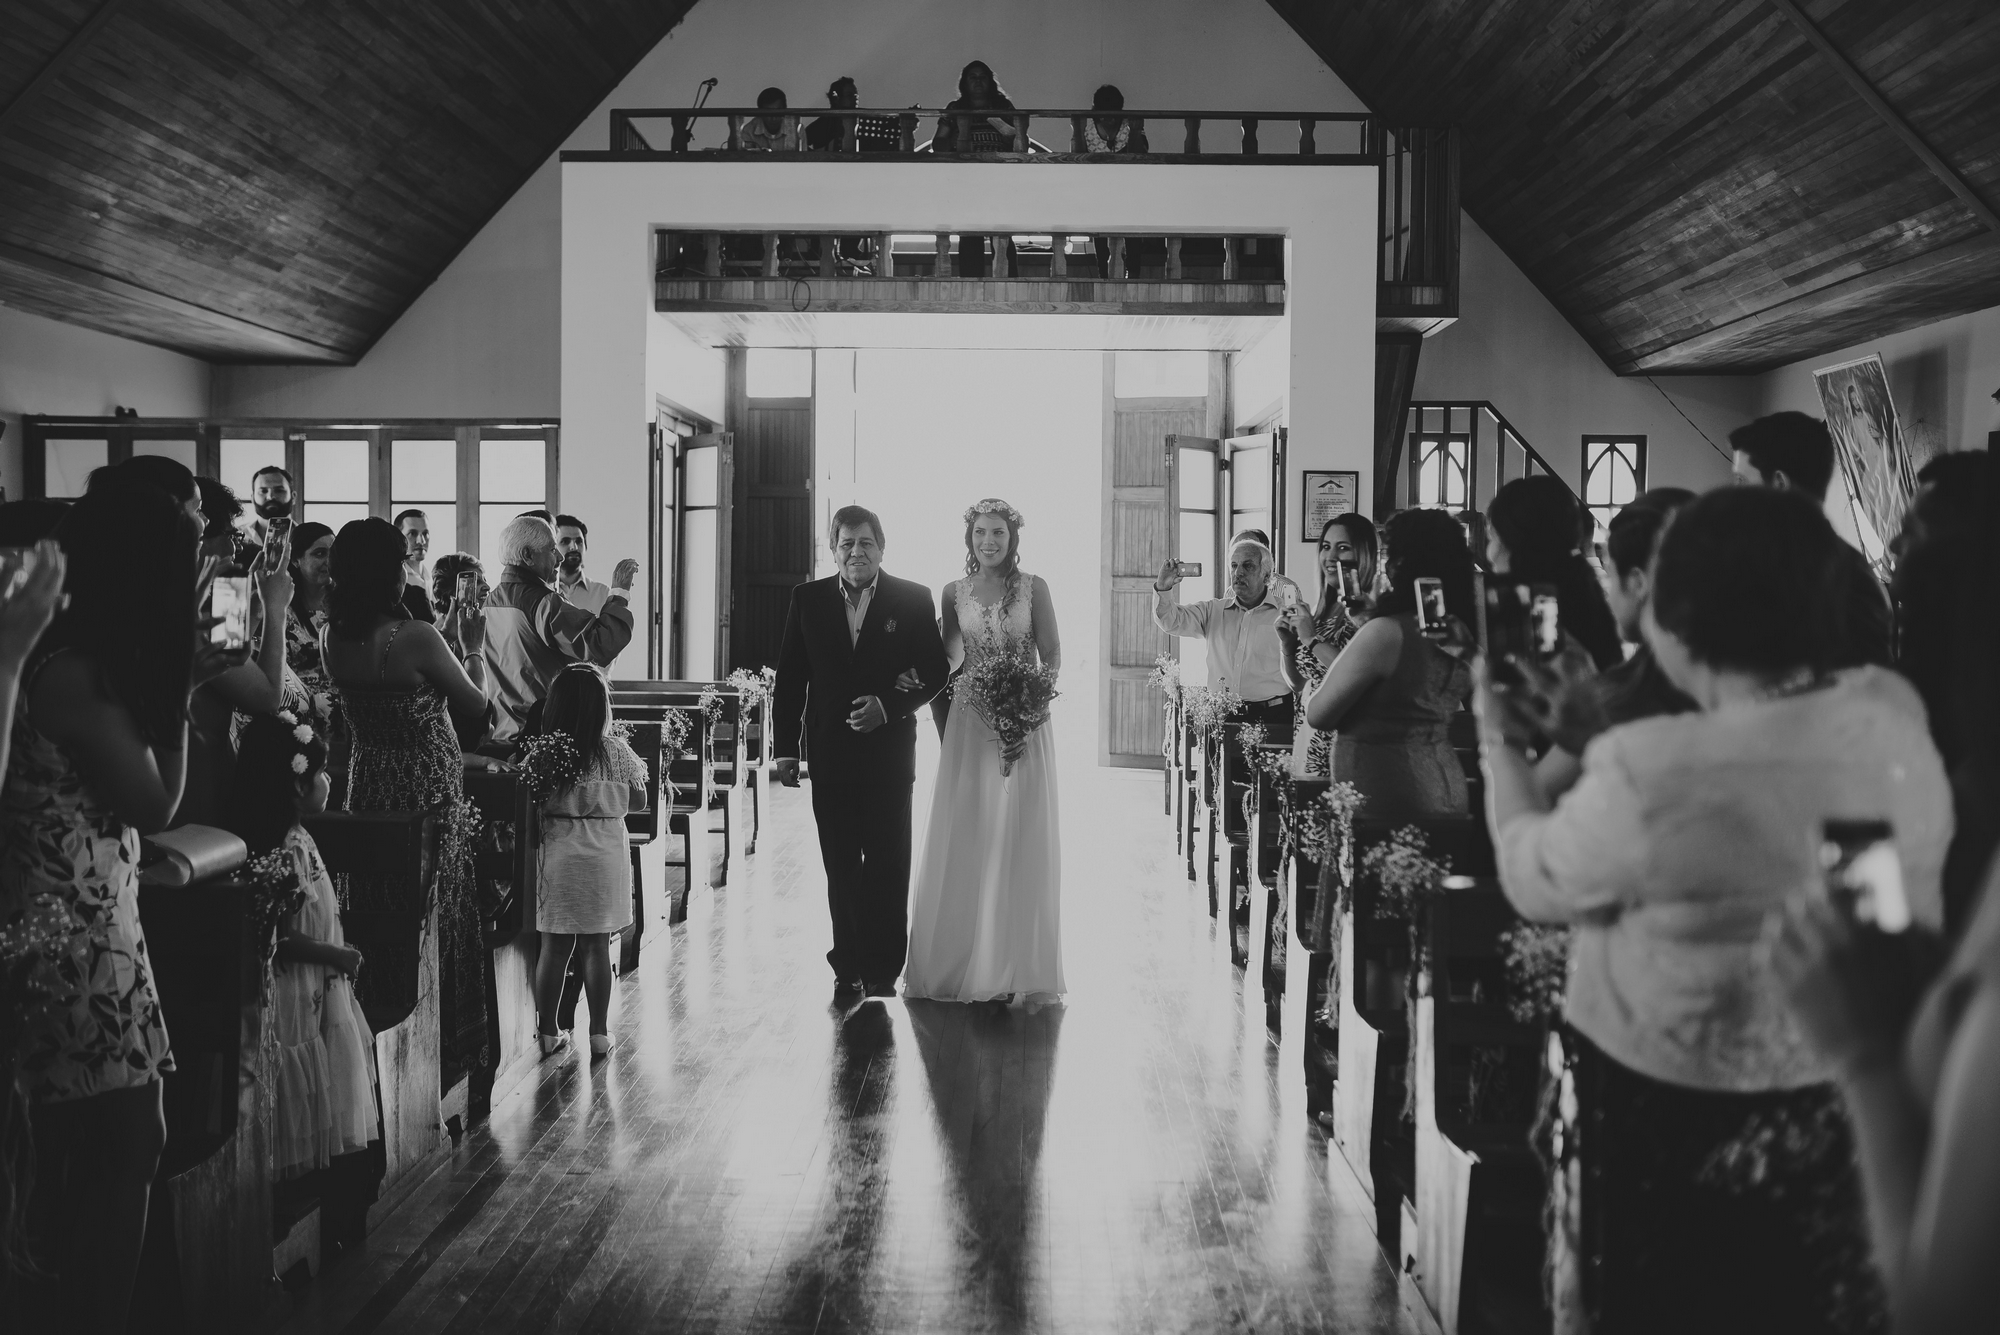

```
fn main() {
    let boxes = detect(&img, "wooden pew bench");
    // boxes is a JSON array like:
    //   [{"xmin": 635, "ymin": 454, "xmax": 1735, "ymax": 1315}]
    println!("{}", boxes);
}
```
[
  {"xmin": 1408, "ymin": 876, "xmax": 1549, "ymax": 1335},
  {"xmin": 610, "ymin": 683, "xmax": 718, "ymax": 954},
  {"xmin": 462, "ymin": 763, "xmax": 542, "ymax": 1113},
  {"xmin": 1328, "ymin": 814, "xmax": 1495, "ymax": 1253}
]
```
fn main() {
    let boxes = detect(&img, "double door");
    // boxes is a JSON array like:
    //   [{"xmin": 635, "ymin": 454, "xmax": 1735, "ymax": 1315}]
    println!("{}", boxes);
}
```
[
  {"xmin": 1165, "ymin": 429, "xmax": 1289, "ymax": 603},
  {"xmin": 651, "ymin": 416, "xmax": 733, "ymax": 680}
]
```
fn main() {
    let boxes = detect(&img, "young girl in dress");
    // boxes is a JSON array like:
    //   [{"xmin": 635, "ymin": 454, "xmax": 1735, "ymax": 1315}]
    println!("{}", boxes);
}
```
[
  {"xmin": 529, "ymin": 664, "xmax": 648, "ymax": 1058},
  {"xmin": 226, "ymin": 711, "xmax": 377, "ymax": 1180}
]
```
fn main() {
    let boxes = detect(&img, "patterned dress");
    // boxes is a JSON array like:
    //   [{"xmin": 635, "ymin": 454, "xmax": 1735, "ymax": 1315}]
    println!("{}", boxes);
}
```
[
  {"xmin": 0, "ymin": 653, "xmax": 174, "ymax": 1103},
  {"xmin": 287, "ymin": 604, "xmax": 346, "ymax": 789},
  {"xmin": 332, "ymin": 623, "xmax": 487, "ymax": 1075},
  {"xmin": 1292, "ymin": 603, "xmax": 1360, "ymax": 777}
]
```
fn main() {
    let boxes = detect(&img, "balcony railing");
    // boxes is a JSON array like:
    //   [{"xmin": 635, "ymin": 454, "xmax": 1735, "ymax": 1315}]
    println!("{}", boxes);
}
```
[
  {"xmin": 656, "ymin": 231, "xmax": 1285, "ymax": 281},
  {"xmin": 1402, "ymin": 402, "xmax": 1577, "ymax": 514},
  {"xmin": 605, "ymin": 106, "xmax": 1375, "ymax": 159}
]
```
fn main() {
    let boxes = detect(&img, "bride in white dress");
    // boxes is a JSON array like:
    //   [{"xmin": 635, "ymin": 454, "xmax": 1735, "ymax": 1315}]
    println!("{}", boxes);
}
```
[{"xmin": 903, "ymin": 499, "xmax": 1065, "ymax": 1005}]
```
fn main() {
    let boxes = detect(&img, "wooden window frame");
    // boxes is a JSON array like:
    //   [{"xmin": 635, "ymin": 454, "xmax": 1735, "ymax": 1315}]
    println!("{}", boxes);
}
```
[{"xmin": 1581, "ymin": 435, "xmax": 1647, "ymax": 537}]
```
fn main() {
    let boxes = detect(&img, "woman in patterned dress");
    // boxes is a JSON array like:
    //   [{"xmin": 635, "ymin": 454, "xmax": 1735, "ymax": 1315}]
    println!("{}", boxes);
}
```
[
  {"xmin": 319, "ymin": 519, "xmax": 492, "ymax": 1079},
  {"xmin": 1278, "ymin": 513, "xmax": 1378, "ymax": 777},
  {"xmin": 1, "ymin": 475, "xmax": 242, "ymax": 1332}
]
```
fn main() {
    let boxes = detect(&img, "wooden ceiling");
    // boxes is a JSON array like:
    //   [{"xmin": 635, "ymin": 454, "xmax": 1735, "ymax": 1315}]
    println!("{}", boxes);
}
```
[
  {"xmin": 3, "ymin": 1, "xmax": 1995, "ymax": 374},
  {"xmin": 0, "ymin": 0, "xmax": 697, "ymax": 363},
  {"xmin": 1270, "ymin": 0, "xmax": 2000, "ymax": 374}
]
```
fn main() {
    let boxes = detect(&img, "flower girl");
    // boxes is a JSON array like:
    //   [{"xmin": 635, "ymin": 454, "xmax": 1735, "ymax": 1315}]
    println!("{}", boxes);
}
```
[
  {"xmin": 518, "ymin": 664, "xmax": 649, "ymax": 1058},
  {"xmin": 226, "ymin": 711, "xmax": 377, "ymax": 1178}
]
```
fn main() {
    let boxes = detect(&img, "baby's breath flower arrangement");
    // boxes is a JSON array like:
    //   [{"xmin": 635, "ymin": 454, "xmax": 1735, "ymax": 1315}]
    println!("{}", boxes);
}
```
[
  {"xmin": 1146, "ymin": 653, "xmax": 1182, "ymax": 703},
  {"xmin": 1364, "ymin": 825, "xmax": 1452, "ymax": 922},
  {"xmin": 1500, "ymin": 923, "xmax": 1573, "ymax": 1025},
  {"xmin": 1181, "ymin": 684, "xmax": 1245, "ymax": 738},
  {"xmin": 514, "ymin": 732, "xmax": 583, "ymax": 800},
  {"xmin": 958, "ymin": 650, "xmax": 1060, "ymax": 776}
]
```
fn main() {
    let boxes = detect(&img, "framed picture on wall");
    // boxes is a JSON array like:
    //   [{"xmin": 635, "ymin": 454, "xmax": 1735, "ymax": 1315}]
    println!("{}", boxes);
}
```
[{"xmin": 1302, "ymin": 470, "xmax": 1360, "ymax": 537}]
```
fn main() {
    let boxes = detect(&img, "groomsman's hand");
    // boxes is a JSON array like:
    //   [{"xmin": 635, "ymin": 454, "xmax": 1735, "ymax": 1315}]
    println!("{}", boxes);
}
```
[
  {"xmin": 847, "ymin": 695, "xmax": 887, "ymax": 733},
  {"xmin": 774, "ymin": 758, "xmax": 800, "ymax": 787}
]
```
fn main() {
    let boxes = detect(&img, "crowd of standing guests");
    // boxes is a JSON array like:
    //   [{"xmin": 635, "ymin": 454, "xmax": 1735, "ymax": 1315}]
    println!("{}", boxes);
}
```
[
  {"xmin": 0, "ymin": 459, "xmax": 645, "ymax": 1332},
  {"xmin": 1151, "ymin": 412, "xmax": 1997, "ymax": 1332}
]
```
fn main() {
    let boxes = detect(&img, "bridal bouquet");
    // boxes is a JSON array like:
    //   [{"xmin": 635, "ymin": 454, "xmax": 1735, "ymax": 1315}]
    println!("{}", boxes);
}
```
[{"xmin": 958, "ymin": 650, "xmax": 1060, "ymax": 776}]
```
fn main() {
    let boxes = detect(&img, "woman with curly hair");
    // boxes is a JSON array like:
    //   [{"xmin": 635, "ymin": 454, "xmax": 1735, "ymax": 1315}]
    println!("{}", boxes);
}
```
[
  {"xmin": 320, "ymin": 518, "xmax": 492, "ymax": 1078},
  {"xmin": 1304, "ymin": 507, "xmax": 1476, "ymax": 820}
]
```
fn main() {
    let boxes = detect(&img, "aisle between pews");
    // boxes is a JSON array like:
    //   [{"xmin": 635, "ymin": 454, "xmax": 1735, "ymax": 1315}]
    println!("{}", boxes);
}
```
[{"xmin": 264, "ymin": 762, "xmax": 1418, "ymax": 1335}]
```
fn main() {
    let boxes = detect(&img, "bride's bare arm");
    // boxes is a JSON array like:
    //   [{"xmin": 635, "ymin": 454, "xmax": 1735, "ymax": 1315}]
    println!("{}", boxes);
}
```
[
  {"xmin": 1030, "ymin": 575, "xmax": 1060, "ymax": 674},
  {"xmin": 939, "ymin": 581, "xmax": 965, "ymax": 671}
]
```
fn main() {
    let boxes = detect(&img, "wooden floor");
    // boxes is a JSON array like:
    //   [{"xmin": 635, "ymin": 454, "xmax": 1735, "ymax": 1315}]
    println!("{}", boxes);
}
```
[{"xmin": 270, "ymin": 757, "xmax": 1415, "ymax": 1335}]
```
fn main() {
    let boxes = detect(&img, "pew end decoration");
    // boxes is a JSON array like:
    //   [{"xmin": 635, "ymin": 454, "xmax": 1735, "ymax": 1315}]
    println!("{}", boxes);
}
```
[
  {"xmin": 1146, "ymin": 653, "xmax": 1183, "ymax": 703},
  {"xmin": 1498, "ymin": 922, "xmax": 1572, "ymax": 1026},
  {"xmin": 957, "ymin": 650, "xmax": 1060, "ymax": 775},
  {"xmin": 1180, "ymin": 683, "xmax": 1245, "ymax": 737},
  {"xmin": 243, "ymin": 847, "xmax": 310, "ymax": 974},
  {"xmin": 1364, "ymin": 824, "xmax": 1452, "ymax": 925},
  {"xmin": 514, "ymin": 732, "xmax": 583, "ymax": 801},
  {"xmin": 725, "ymin": 666, "xmax": 776, "ymax": 708}
]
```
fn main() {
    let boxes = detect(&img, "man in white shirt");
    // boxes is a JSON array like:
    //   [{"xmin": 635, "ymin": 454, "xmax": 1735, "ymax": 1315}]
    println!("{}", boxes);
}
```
[
  {"xmin": 554, "ymin": 513, "xmax": 612, "ymax": 616},
  {"xmin": 393, "ymin": 508, "xmax": 435, "ymax": 622},
  {"xmin": 1153, "ymin": 537, "xmax": 1296, "ymax": 741}
]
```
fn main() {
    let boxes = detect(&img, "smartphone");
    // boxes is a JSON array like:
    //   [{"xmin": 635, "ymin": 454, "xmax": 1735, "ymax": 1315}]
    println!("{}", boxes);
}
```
[
  {"xmin": 0, "ymin": 545, "xmax": 38, "ymax": 600},
  {"xmin": 1176, "ymin": 560, "xmax": 1203, "ymax": 578},
  {"xmin": 263, "ymin": 515, "xmax": 292, "ymax": 569},
  {"xmin": 1336, "ymin": 561, "xmax": 1361, "ymax": 602},
  {"xmin": 1820, "ymin": 819, "xmax": 1910, "ymax": 933},
  {"xmin": 1530, "ymin": 591, "xmax": 1562, "ymax": 660},
  {"xmin": 210, "ymin": 576, "xmax": 251, "ymax": 650},
  {"xmin": 1276, "ymin": 581, "xmax": 1300, "ymax": 611},
  {"xmin": 1414, "ymin": 576, "xmax": 1448, "ymax": 634},
  {"xmin": 456, "ymin": 570, "xmax": 479, "ymax": 607}
]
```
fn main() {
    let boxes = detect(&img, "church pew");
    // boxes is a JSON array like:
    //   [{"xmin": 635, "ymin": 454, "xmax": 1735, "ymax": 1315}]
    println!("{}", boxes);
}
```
[
  {"xmin": 1247, "ymin": 742, "xmax": 1294, "ymax": 1031},
  {"xmin": 136, "ymin": 864, "xmax": 276, "ymax": 1331},
  {"xmin": 610, "ymin": 683, "xmax": 717, "ymax": 942},
  {"xmin": 1408, "ymin": 877, "xmax": 1549, "ymax": 1335},
  {"xmin": 308, "ymin": 811, "xmax": 446, "ymax": 1229},
  {"xmin": 1328, "ymin": 815, "xmax": 1495, "ymax": 1253}
]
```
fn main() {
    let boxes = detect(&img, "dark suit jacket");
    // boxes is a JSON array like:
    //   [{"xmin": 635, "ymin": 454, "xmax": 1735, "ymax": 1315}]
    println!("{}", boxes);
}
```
[{"xmin": 773, "ymin": 572, "xmax": 949, "ymax": 787}]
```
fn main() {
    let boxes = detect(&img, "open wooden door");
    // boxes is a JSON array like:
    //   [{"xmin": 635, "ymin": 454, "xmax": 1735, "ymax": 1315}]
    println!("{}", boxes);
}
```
[
  {"xmin": 1223, "ymin": 428, "xmax": 1288, "ymax": 571},
  {"xmin": 1165, "ymin": 434, "xmax": 1223, "ymax": 685},
  {"xmin": 673, "ymin": 431, "xmax": 734, "ymax": 680}
]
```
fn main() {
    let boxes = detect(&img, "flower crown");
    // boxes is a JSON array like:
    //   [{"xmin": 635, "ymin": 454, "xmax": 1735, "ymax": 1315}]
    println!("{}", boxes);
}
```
[
  {"xmin": 272, "ymin": 708, "xmax": 320, "ymax": 776},
  {"xmin": 963, "ymin": 498, "xmax": 1025, "ymax": 527}
]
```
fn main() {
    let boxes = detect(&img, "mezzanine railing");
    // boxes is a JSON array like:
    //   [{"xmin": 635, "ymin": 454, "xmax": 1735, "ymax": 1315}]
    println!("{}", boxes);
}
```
[
  {"xmin": 1403, "ymin": 402, "xmax": 1577, "ymax": 514},
  {"xmin": 654, "ymin": 230, "xmax": 1287, "ymax": 284}
]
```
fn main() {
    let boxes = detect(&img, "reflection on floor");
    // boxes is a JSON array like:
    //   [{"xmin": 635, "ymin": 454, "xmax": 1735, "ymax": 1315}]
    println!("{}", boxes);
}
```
[{"xmin": 270, "ymin": 764, "xmax": 1415, "ymax": 1334}]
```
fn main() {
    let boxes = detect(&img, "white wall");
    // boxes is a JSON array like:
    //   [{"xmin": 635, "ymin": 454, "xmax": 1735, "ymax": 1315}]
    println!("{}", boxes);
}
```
[
  {"xmin": 1751, "ymin": 304, "xmax": 2000, "ymax": 463},
  {"xmin": 0, "ymin": 304, "xmax": 212, "ymax": 499},
  {"xmin": 564, "ymin": 159, "xmax": 1379, "ymax": 676},
  {"xmin": 1411, "ymin": 219, "xmax": 1754, "ymax": 495}
]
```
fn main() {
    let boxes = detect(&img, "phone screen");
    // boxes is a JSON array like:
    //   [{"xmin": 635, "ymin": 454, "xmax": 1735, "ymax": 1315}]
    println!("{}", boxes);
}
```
[
  {"xmin": 1530, "ymin": 590, "xmax": 1562, "ymax": 659},
  {"xmin": 1414, "ymin": 577, "xmax": 1447, "ymax": 632},
  {"xmin": 1336, "ymin": 562, "xmax": 1360, "ymax": 601},
  {"xmin": 1177, "ymin": 561, "xmax": 1203, "ymax": 578},
  {"xmin": 1480, "ymin": 575, "xmax": 1533, "ymax": 665},
  {"xmin": 263, "ymin": 516, "xmax": 291, "ymax": 569},
  {"xmin": 211, "ymin": 576, "xmax": 251, "ymax": 650},
  {"xmin": 1820, "ymin": 819, "xmax": 1910, "ymax": 933},
  {"xmin": 456, "ymin": 571, "xmax": 479, "ymax": 606}
]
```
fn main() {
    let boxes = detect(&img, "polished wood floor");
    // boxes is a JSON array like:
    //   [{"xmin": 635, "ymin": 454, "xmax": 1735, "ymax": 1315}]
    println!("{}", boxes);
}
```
[{"xmin": 270, "ymin": 755, "xmax": 1415, "ymax": 1334}]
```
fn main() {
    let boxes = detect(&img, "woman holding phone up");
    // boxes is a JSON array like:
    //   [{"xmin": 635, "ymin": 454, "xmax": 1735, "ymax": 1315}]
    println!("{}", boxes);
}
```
[{"xmin": 1279, "ymin": 513, "xmax": 1378, "ymax": 778}]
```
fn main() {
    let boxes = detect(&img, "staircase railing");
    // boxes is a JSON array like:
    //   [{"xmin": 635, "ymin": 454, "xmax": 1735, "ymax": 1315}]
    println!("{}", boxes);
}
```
[{"xmin": 1402, "ymin": 401, "xmax": 1577, "ymax": 514}]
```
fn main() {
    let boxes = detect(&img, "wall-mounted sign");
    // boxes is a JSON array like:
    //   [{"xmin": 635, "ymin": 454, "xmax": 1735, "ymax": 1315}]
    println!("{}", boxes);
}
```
[{"xmin": 1301, "ymin": 469, "xmax": 1360, "ymax": 537}]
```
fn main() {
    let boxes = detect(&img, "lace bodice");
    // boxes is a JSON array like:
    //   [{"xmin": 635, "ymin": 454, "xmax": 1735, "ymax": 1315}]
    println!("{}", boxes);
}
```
[{"xmin": 954, "ymin": 572, "xmax": 1037, "ymax": 668}]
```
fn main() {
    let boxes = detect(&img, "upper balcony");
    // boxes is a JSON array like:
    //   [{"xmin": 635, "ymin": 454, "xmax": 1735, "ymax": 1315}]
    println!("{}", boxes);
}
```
[{"xmin": 568, "ymin": 107, "xmax": 1457, "ymax": 334}]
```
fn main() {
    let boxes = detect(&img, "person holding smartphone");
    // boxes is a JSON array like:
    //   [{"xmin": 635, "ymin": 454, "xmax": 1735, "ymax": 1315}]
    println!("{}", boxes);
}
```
[
  {"xmin": 1303, "ymin": 509, "xmax": 1476, "ymax": 820},
  {"xmin": 1476, "ymin": 486, "xmax": 1951, "ymax": 1332},
  {"xmin": 1279, "ymin": 514, "xmax": 1377, "ymax": 778}
]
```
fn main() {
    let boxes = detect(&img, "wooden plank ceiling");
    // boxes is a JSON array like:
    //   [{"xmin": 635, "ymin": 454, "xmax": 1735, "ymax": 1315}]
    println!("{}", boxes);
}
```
[
  {"xmin": 1270, "ymin": 0, "xmax": 2000, "ymax": 373},
  {"xmin": 0, "ymin": 0, "xmax": 698, "ymax": 363}
]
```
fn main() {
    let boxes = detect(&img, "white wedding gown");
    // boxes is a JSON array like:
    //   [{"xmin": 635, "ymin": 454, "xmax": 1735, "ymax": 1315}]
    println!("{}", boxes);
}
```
[{"xmin": 904, "ymin": 573, "xmax": 1065, "ymax": 1004}]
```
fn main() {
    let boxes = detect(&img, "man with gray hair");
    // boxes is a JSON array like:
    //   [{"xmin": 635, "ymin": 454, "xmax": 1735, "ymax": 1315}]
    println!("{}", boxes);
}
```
[
  {"xmin": 1153, "ymin": 537, "xmax": 1296, "ymax": 741},
  {"xmin": 483, "ymin": 513, "xmax": 638, "ymax": 748}
]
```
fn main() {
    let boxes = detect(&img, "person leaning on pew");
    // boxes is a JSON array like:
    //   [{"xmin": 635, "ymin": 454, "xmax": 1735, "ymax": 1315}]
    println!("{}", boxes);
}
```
[{"xmin": 1475, "ymin": 486, "xmax": 1951, "ymax": 1333}]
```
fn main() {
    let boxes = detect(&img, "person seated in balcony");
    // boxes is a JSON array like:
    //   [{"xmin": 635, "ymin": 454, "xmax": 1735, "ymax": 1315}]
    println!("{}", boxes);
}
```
[
  {"xmin": 805, "ymin": 77, "xmax": 899, "ymax": 153},
  {"xmin": 739, "ymin": 87, "xmax": 797, "ymax": 151},
  {"xmin": 1083, "ymin": 84, "xmax": 1147, "ymax": 153},
  {"xmin": 931, "ymin": 61, "xmax": 1020, "ymax": 153}
]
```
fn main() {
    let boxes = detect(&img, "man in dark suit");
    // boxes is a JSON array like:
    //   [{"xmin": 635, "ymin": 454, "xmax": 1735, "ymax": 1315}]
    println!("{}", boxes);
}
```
[{"xmin": 773, "ymin": 505, "xmax": 949, "ymax": 999}]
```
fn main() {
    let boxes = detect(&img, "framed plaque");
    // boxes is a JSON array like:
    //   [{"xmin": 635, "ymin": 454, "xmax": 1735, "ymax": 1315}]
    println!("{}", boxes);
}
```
[{"xmin": 1302, "ymin": 469, "xmax": 1360, "ymax": 536}]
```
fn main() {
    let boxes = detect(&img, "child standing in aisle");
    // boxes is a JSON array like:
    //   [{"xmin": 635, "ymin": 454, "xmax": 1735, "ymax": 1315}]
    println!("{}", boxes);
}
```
[{"xmin": 523, "ymin": 664, "xmax": 648, "ymax": 1058}]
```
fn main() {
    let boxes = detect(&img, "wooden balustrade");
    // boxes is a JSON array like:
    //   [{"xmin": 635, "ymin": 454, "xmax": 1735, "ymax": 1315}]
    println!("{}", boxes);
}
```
[{"xmin": 603, "ymin": 106, "xmax": 1373, "ymax": 159}]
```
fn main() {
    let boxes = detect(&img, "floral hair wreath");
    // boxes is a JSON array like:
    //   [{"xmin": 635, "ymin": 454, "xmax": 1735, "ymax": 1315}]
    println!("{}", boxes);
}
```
[
  {"xmin": 963, "ymin": 498, "xmax": 1025, "ymax": 527},
  {"xmin": 272, "ymin": 708, "xmax": 320, "ymax": 776}
]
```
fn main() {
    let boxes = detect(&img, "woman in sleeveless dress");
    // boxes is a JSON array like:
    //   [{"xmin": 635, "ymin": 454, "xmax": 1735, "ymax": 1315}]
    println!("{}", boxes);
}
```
[
  {"xmin": 321, "ymin": 519, "xmax": 492, "ymax": 1077},
  {"xmin": 905, "ymin": 500, "xmax": 1064, "ymax": 1005}
]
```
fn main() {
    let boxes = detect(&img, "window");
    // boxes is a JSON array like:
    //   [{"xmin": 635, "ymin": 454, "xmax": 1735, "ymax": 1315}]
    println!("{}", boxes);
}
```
[
  {"xmin": 1410, "ymin": 433, "xmax": 1469, "ymax": 509},
  {"xmin": 220, "ymin": 439, "xmax": 286, "ymax": 499},
  {"xmin": 391, "ymin": 438, "xmax": 458, "ymax": 563},
  {"xmin": 44, "ymin": 439, "xmax": 108, "ymax": 498},
  {"xmin": 478, "ymin": 437, "xmax": 550, "ymax": 573},
  {"xmin": 1582, "ymin": 436, "xmax": 1646, "ymax": 539},
  {"xmin": 301, "ymin": 438, "xmax": 371, "ymax": 532}
]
